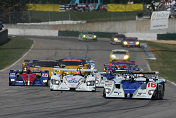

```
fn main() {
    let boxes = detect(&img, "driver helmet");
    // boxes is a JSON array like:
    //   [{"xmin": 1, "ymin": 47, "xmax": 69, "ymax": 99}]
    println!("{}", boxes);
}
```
[{"xmin": 75, "ymin": 71, "xmax": 81, "ymax": 76}]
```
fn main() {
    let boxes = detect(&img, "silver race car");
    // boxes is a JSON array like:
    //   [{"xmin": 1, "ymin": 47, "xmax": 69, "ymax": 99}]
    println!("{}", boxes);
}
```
[
  {"xmin": 103, "ymin": 71, "xmax": 166, "ymax": 99},
  {"xmin": 50, "ymin": 68, "xmax": 97, "ymax": 91}
]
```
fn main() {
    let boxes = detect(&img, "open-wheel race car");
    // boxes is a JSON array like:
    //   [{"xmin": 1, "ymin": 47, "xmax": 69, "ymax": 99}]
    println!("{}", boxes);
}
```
[
  {"xmin": 50, "ymin": 68, "xmax": 97, "ymax": 91},
  {"xmin": 9, "ymin": 66, "xmax": 49, "ymax": 86},
  {"xmin": 103, "ymin": 71, "xmax": 166, "ymax": 99}
]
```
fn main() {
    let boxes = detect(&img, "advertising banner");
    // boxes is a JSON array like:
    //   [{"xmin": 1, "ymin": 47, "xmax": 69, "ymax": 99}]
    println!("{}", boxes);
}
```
[{"xmin": 150, "ymin": 11, "xmax": 170, "ymax": 30}]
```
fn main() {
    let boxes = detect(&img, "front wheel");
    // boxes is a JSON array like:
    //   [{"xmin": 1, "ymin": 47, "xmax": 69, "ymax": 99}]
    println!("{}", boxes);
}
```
[{"xmin": 103, "ymin": 89, "xmax": 106, "ymax": 98}]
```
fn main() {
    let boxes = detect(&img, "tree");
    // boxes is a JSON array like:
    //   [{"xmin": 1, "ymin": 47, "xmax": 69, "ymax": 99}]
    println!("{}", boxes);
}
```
[{"xmin": 0, "ymin": 0, "xmax": 28, "ymax": 23}]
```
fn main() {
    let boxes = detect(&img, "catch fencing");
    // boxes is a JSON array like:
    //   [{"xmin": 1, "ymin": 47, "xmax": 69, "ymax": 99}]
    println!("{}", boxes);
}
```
[{"xmin": 1, "ymin": 4, "xmax": 151, "ymax": 24}]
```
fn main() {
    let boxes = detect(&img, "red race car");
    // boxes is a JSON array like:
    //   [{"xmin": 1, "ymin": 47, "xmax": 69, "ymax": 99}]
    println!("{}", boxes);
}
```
[
  {"xmin": 122, "ymin": 37, "xmax": 140, "ymax": 47},
  {"xmin": 9, "ymin": 66, "xmax": 49, "ymax": 86}
]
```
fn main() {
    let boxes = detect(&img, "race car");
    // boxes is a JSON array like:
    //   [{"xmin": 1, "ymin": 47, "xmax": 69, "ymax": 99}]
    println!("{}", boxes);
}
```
[
  {"xmin": 103, "ymin": 71, "xmax": 166, "ymax": 99},
  {"xmin": 104, "ymin": 62, "xmax": 141, "ymax": 72},
  {"xmin": 109, "ymin": 49, "xmax": 130, "ymax": 62},
  {"xmin": 78, "ymin": 31, "xmax": 97, "ymax": 41},
  {"xmin": 58, "ymin": 58, "xmax": 95, "ymax": 75},
  {"xmin": 122, "ymin": 37, "xmax": 140, "ymax": 47},
  {"xmin": 96, "ymin": 62, "xmax": 141, "ymax": 88},
  {"xmin": 22, "ymin": 60, "xmax": 60, "ymax": 77},
  {"xmin": 50, "ymin": 68, "xmax": 97, "ymax": 91},
  {"xmin": 9, "ymin": 66, "xmax": 49, "ymax": 86},
  {"xmin": 110, "ymin": 33, "xmax": 126, "ymax": 44}
]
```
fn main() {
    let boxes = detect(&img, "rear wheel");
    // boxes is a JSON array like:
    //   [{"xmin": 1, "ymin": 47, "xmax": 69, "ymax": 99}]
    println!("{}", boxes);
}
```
[{"xmin": 153, "ymin": 84, "xmax": 164, "ymax": 99}]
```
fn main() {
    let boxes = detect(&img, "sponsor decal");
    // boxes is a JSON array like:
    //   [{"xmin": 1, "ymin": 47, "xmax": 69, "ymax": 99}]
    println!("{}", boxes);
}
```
[
  {"xmin": 16, "ymin": 81, "xmax": 23, "ymax": 83},
  {"xmin": 42, "ymin": 73, "xmax": 48, "ymax": 77}
]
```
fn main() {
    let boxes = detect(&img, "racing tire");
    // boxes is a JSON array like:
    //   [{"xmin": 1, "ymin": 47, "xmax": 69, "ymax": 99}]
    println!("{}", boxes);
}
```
[
  {"xmin": 153, "ymin": 84, "xmax": 164, "ymax": 100},
  {"xmin": 48, "ymin": 80, "xmax": 50, "ymax": 86},
  {"xmin": 103, "ymin": 89, "xmax": 106, "ymax": 98},
  {"xmin": 159, "ymin": 85, "xmax": 164, "ymax": 100},
  {"xmin": 50, "ymin": 89, "xmax": 54, "ymax": 91}
]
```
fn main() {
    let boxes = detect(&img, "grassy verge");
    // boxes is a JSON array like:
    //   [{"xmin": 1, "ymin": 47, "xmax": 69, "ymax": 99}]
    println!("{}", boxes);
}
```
[
  {"xmin": 28, "ymin": 11, "xmax": 139, "ymax": 22},
  {"xmin": 143, "ymin": 41, "xmax": 176, "ymax": 83},
  {"xmin": 0, "ymin": 36, "xmax": 33, "ymax": 70}
]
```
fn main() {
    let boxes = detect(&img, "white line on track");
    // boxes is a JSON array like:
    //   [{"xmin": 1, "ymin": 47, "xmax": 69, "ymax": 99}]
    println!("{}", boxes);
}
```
[
  {"xmin": 167, "ymin": 80, "xmax": 176, "ymax": 87},
  {"xmin": 0, "ymin": 39, "xmax": 35, "ymax": 72},
  {"xmin": 145, "ymin": 58, "xmax": 176, "ymax": 87}
]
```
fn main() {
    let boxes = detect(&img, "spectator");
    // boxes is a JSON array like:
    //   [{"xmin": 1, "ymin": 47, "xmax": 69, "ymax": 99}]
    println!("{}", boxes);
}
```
[
  {"xmin": 128, "ymin": 0, "xmax": 134, "ymax": 4},
  {"xmin": 0, "ymin": 21, "xmax": 4, "ymax": 30},
  {"xmin": 170, "ymin": 0, "xmax": 175, "ymax": 13}
]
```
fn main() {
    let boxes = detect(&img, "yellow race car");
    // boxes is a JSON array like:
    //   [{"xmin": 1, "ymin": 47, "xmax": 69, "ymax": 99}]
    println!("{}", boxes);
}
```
[
  {"xmin": 22, "ymin": 60, "xmax": 60, "ymax": 78},
  {"xmin": 109, "ymin": 49, "xmax": 130, "ymax": 62},
  {"xmin": 56, "ymin": 59, "xmax": 91, "ymax": 75}
]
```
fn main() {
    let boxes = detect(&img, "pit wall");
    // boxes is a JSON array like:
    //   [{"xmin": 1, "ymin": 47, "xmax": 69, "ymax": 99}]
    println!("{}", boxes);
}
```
[
  {"xmin": 0, "ymin": 29, "xmax": 8, "ymax": 45},
  {"xmin": 5, "ymin": 19, "xmax": 176, "ymax": 40}
]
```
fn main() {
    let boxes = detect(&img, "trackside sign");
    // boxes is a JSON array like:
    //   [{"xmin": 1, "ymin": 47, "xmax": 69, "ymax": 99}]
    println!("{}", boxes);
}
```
[{"xmin": 150, "ymin": 11, "xmax": 170, "ymax": 30}]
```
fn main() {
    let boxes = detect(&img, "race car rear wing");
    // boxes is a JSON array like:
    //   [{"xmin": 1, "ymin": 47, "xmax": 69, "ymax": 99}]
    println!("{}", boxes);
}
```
[
  {"xmin": 53, "ymin": 68, "xmax": 97, "ymax": 72},
  {"xmin": 9, "ymin": 70, "xmax": 49, "ymax": 73},
  {"xmin": 114, "ymin": 70, "xmax": 159, "ymax": 74},
  {"xmin": 112, "ymin": 61, "xmax": 135, "ymax": 64}
]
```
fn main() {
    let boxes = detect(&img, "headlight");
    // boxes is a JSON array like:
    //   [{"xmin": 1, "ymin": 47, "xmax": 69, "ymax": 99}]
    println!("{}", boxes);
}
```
[
  {"xmin": 148, "ymin": 90, "xmax": 155, "ymax": 95},
  {"xmin": 10, "ymin": 79, "xmax": 15, "ymax": 82},
  {"xmin": 123, "ymin": 41, "xmax": 128, "ymax": 45},
  {"xmin": 87, "ymin": 81, "xmax": 95, "ymax": 86},
  {"xmin": 55, "ymin": 80, "xmax": 59, "ymax": 85},
  {"xmin": 114, "ymin": 38, "xmax": 118, "ymax": 41},
  {"xmin": 93, "ymin": 35, "xmax": 96, "ymax": 38},
  {"xmin": 43, "ymin": 79, "xmax": 48, "ymax": 83},
  {"xmin": 111, "ymin": 54, "xmax": 116, "ymax": 59},
  {"xmin": 136, "ymin": 41, "xmax": 140, "ymax": 45},
  {"xmin": 105, "ymin": 88, "xmax": 111, "ymax": 94},
  {"xmin": 83, "ymin": 35, "xmax": 86, "ymax": 38},
  {"xmin": 87, "ymin": 81, "xmax": 91, "ymax": 86},
  {"xmin": 124, "ymin": 55, "xmax": 129, "ymax": 60},
  {"xmin": 96, "ymin": 80, "xmax": 99, "ymax": 84}
]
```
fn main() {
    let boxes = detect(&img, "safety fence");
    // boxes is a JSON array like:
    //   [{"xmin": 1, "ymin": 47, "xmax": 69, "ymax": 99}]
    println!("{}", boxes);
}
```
[
  {"xmin": 26, "ymin": 4, "xmax": 143, "ymax": 12},
  {"xmin": 2, "ymin": 4, "xmax": 151, "ymax": 24}
]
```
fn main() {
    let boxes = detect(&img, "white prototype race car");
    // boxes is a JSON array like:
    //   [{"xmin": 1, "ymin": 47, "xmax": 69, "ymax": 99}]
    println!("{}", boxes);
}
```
[
  {"xmin": 103, "ymin": 71, "xmax": 166, "ymax": 99},
  {"xmin": 50, "ymin": 68, "xmax": 97, "ymax": 91}
]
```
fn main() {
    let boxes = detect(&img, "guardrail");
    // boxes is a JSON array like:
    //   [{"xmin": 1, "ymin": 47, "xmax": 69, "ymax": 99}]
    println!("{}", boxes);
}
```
[{"xmin": 0, "ymin": 29, "xmax": 8, "ymax": 45}]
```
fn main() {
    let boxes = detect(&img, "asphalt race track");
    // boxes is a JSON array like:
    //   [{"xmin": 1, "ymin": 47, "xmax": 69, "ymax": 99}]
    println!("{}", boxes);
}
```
[{"xmin": 0, "ymin": 37, "xmax": 176, "ymax": 118}]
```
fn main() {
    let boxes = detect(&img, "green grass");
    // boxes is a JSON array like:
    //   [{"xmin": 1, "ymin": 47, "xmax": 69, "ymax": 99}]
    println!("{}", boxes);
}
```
[
  {"xmin": 143, "ymin": 41, "xmax": 176, "ymax": 82},
  {"xmin": 28, "ymin": 11, "xmax": 139, "ymax": 22},
  {"xmin": 0, "ymin": 37, "xmax": 33, "ymax": 70}
]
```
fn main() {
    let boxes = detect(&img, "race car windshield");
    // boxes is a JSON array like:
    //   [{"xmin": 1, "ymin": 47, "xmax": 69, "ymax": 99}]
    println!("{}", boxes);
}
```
[
  {"xmin": 113, "ymin": 51, "xmax": 127, "ymax": 54},
  {"xmin": 32, "ymin": 62, "xmax": 59, "ymax": 67},
  {"xmin": 125, "ymin": 38, "xmax": 138, "ymax": 41},
  {"xmin": 114, "ymin": 34, "xmax": 125, "ymax": 38}
]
